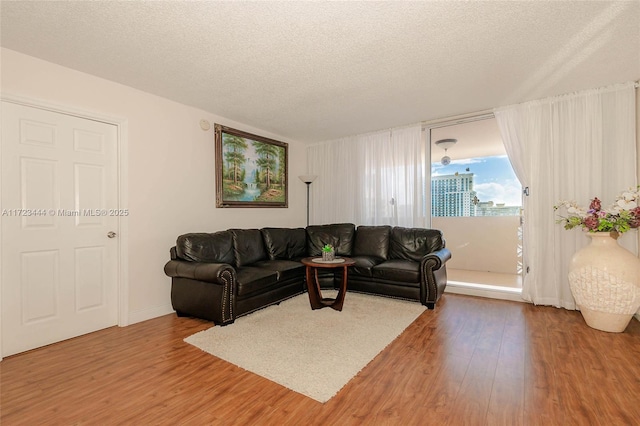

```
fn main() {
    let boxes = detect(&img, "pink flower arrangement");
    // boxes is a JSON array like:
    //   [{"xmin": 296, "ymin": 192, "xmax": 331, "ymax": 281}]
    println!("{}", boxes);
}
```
[{"xmin": 555, "ymin": 186, "xmax": 640, "ymax": 234}]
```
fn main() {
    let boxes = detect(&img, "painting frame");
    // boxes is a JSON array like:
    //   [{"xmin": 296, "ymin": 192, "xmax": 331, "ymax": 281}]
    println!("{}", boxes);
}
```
[{"xmin": 215, "ymin": 124, "xmax": 288, "ymax": 208}]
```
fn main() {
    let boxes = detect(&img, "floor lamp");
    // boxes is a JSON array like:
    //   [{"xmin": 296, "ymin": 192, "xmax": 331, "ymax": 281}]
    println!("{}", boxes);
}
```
[{"xmin": 298, "ymin": 175, "xmax": 317, "ymax": 226}]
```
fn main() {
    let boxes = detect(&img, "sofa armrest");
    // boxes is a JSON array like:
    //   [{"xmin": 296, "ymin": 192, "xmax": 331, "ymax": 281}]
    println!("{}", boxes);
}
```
[
  {"xmin": 165, "ymin": 260, "xmax": 237, "ymax": 325},
  {"xmin": 419, "ymin": 248, "xmax": 452, "ymax": 308},
  {"xmin": 420, "ymin": 248, "xmax": 451, "ymax": 271},
  {"xmin": 164, "ymin": 260, "xmax": 236, "ymax": 283}
]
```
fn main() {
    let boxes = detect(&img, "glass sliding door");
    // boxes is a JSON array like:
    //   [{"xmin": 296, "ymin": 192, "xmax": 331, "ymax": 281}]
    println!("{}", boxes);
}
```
[{"xmin": 428, "ymin": 115, "xmax": 523, "ymax": 292}]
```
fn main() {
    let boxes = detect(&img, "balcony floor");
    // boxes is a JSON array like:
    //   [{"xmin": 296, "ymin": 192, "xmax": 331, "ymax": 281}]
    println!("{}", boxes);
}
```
[
  {"xmin": 446, "ymin": 268, "xmax": 523, "ymax": 304},
  {"xmin": 448, "ymin": 268, "xmax": 521, "ymax": 289}
]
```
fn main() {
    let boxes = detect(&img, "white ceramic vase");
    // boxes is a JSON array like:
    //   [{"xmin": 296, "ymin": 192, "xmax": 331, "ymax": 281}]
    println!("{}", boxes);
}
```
[{"xmin": 568, "ymin": 232, "xmax": 640, "ymax": 332}]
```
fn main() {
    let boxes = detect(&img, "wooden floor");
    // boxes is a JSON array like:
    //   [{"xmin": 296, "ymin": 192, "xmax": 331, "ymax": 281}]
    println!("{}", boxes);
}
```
[{"xmin": 2, "ymin": 293, "xmax": 640, "ymax": 425}]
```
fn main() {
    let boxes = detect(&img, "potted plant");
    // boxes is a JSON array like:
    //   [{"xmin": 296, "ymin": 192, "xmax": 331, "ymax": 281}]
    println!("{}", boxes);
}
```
[
  {"xmin": 554, "ymin": 185, "xmax": 640, "ymax": 332},
  {"xmin": 321, "ymin": 244, "xmax": 335, "ymax": 261}
]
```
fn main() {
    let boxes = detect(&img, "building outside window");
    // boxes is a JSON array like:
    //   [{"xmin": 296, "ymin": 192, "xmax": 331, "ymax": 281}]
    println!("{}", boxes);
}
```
[{"xmin": 431, "ymin": 155, "xmax": 521, "ymax": 218}]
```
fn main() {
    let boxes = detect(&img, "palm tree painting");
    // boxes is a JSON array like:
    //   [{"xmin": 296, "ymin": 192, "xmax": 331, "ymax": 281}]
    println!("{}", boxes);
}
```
[{"xmin": 215, "ymin": 124, "xmax": 288, "ymax": 207}]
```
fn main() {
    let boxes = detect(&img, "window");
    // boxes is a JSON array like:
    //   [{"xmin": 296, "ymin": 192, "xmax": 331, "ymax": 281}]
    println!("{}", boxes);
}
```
[{"xmin": 431, "ymin": 155, "xmax": 522, "ymax": 217}]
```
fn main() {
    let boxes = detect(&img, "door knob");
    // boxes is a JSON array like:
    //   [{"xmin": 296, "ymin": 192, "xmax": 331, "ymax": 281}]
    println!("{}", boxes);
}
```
[{"xmin": 107, "ymin": 231, "xmax": 117, "ymax": 238}]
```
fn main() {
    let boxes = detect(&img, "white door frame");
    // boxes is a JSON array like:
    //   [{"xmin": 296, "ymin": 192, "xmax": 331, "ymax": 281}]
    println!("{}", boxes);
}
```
[{"xmin": 0, "ymin": 93, "xmax": 130, "ymax": 361}]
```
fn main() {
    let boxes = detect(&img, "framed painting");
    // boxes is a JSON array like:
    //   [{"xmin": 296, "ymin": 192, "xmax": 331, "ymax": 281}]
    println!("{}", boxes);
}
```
[{"xmin": 215, "ymin": 124, "xmax": 288, "ymax": 208}]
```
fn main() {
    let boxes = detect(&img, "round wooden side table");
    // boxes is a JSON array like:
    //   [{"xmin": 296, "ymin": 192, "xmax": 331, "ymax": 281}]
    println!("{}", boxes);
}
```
[{"xmin": 300, "ymin": 257, "xmax": 356, "ymax": 311}]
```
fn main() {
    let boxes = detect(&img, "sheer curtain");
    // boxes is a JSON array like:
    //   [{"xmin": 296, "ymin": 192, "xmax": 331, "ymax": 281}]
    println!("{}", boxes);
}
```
[
  {"xmin": 494, "ymin": 82, "xmax": 637, "ymax": 309},
  {"xmin": 307, "ymin": 124, "xmax": 427, "ymax": 227}
]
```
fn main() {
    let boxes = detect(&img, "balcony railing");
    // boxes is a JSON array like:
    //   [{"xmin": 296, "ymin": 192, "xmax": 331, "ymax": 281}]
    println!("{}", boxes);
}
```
[{"xmin": 432, "ymin": 215, "xmax": 522, "ymax": 290}]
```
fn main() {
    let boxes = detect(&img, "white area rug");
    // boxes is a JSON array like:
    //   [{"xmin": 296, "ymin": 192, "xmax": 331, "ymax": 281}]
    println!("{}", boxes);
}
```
[{"xmin": 184, "ymin": 291, "xmax": 425, "ymax": 403}]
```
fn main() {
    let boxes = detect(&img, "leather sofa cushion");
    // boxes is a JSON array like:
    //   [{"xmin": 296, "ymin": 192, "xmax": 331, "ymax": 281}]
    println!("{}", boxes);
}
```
[
  {"xmin": 261, "ymin": 228, "xmax": 307, "ymax": 260},
  {"xmin": 231, "ymin": 229, "xmax": 268, "ymax": 267},
  {"xmin": 349, "ymin": 255, "xmax": 381, "ymax": 278},
  {"xmin": 389, "ymin": 227, "xmax": 444, "ymax": 262},
  {"xmin": 175, "ymin": 231, "xmax": 234, "ymax": 264},
  {"xmin": 372, "ymin": 259, "xmax": 420, "ymax": 282},
  {"xmin": 253, "ymin": 259, "xmax": 305, "ymax": 281},
  {"xmin": 353, "ymin": 225, "xmax": 391, "ymax": 260},
  {"xmin": 306, "ymin": 223, "xmax": 355, "ymax": 256},
  {"xmin": 235, "ymin": 267, "xmax": 279, "ymax": 297}
]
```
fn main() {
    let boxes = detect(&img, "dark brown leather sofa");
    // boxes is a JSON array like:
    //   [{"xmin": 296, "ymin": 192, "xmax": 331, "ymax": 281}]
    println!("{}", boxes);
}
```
[{"xmin": 164, "ymin": 223, "xmax": 451, "ymax": 325}]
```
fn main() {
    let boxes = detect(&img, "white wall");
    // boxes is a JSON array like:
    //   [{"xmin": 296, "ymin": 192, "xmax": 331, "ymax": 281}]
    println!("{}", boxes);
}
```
[{"xmin": 0, "ymin": 48, "xmax": 308, "ymax": 323}]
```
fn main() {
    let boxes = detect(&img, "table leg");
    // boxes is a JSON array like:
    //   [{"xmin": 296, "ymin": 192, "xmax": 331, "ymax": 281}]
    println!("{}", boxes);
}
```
[
  {"xmin": 304, "ymin": 265, "xmax": 348, "ymax": 311},
  {"xmin": 305, "ymin": 265, "xmax": 323, "ymax": 309},
  {"xmin": 331, "ymin": 265, "xmax": 349, "ymax": 311}
]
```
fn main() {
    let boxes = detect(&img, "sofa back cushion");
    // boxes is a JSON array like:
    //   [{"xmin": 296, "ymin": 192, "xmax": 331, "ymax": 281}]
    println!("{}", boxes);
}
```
[
  {"xmin": 261, "ymin": 227, "xmax": 307, "ymax": 260},
  {"xmin": 353, "ymin": 225, "xmax": 391, "ymax": 260},
  {"xmin": 231, "ymin": 229, "xmax": 268, "ymax": 267},
  {"xmin": 175, "ymin": 231, "xmax": 235, "ymax": 264},
  {"xmin": 306, "ymin": 223, "xmax": 355, "ymax": 256},
  {"xmin": 389, "ymin": 227, "xmax": 444, "ymax": 262}
]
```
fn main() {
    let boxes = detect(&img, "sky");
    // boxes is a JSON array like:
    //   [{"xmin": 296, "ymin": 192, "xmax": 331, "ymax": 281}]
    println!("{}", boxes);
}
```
[{"xmin": 431, "ymin": 155, "xmax": 522, "ymax": 207}]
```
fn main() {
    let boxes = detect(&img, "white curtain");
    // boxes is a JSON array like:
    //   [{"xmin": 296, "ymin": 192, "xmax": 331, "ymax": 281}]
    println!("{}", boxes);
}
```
[
  {"xmin": 307, "ymin": 124, "xmax": 427, "ymax": 227},
  {"xmin": 494, "ymin": 82, "xmax": 637, "ymax": 309}
]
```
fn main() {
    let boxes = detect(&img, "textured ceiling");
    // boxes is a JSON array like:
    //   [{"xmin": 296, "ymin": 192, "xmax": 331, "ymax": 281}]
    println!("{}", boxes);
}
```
[
  {"xmin": 431, "ymin": 117, "xmax": 505, "ymax": 162},
  {"xmin": 1, "ymin": 1, "xmax": 639, "ymax": 143}
]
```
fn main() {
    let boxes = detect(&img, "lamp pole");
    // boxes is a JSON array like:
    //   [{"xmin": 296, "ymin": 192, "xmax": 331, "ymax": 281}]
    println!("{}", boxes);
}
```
[
  {"xmin": 298, "ymin": 175, "xmax": 317, "ymax": 227},
  {"xmin": 305, "ymin": 182, "xmax": 311, "ymax": 226}
]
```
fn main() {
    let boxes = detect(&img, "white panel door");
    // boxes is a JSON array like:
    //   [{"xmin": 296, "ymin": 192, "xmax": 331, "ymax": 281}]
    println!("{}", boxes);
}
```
[{"xmin": 1, "ymin": 102, "xmax": 119, "ymax": 357}]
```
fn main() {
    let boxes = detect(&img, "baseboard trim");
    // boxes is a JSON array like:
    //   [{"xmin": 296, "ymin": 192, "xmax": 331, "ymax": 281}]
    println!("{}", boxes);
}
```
[
  {"xmin": 127, "ymin": 304, "xmax": 175, "ymax": 325},
  {"xmin": 445, "ymin": 281, "xmax": 525, "ymax": 303},
  {"xmin": 123, "ymin": 294, "xmax": 635, "ymax": 323}
]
